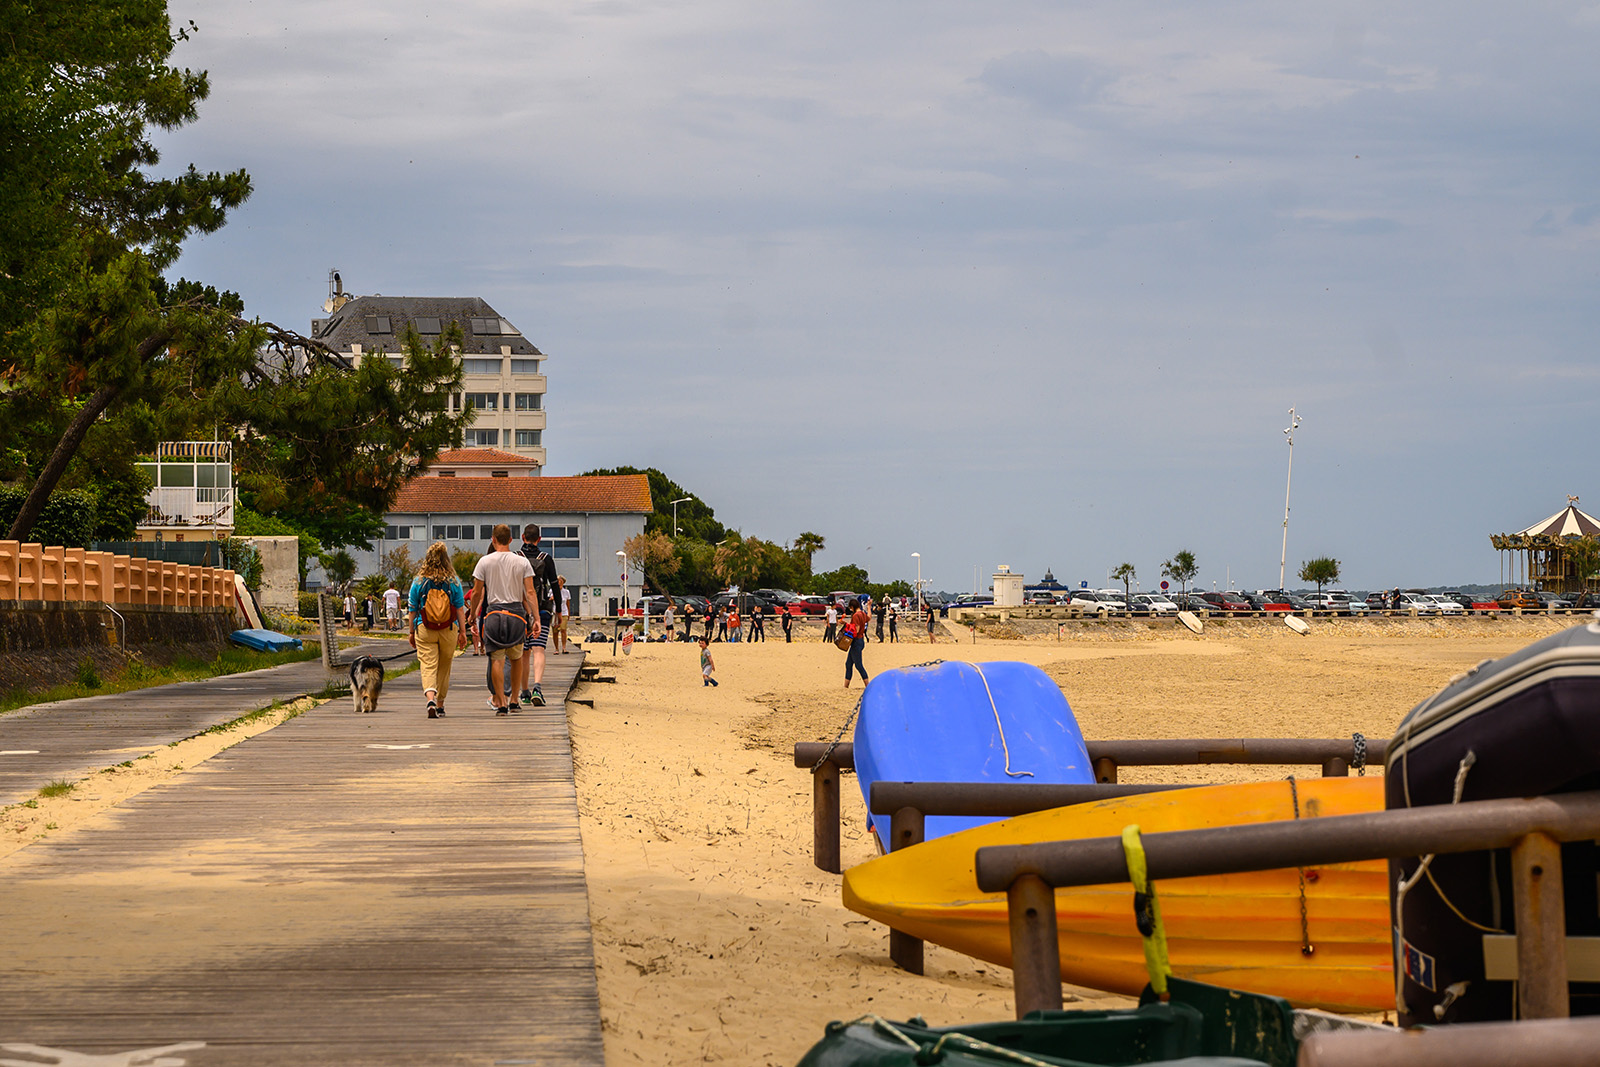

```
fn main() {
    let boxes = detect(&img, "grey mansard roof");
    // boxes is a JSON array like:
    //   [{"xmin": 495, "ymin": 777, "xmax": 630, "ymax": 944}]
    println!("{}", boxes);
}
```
[{"xmin": 311, "ymin": 295, "xmax": 543, "ymax": 357}]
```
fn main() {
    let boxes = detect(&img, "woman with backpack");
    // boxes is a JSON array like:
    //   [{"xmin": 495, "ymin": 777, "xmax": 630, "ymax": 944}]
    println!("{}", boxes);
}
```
[{"xmin": 407, "ymin": 541, "xmax": 468, "ymax": 719}]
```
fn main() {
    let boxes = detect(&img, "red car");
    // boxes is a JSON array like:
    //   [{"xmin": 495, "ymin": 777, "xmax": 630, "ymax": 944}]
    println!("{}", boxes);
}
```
[{"xmin": 1198, "ymin": 591, "xmax": 1252, "ymax": 613}]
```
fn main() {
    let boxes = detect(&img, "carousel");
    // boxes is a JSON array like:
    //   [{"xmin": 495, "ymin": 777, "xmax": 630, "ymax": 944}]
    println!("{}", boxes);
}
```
[{"xmin": 1489, "ymin": 495, "xmax": 1600, "ymax": 594}]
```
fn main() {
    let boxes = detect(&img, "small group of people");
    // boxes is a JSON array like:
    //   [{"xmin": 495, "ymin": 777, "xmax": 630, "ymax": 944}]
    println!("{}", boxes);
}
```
[{"xmin": 392, "ymin": 523, "xmax": 572, "ymax": 718}]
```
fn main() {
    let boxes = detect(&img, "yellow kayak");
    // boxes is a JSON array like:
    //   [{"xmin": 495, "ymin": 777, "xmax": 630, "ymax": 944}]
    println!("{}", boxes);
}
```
[{"xmin": 842, "ymin": 777, "xmax": 1391, "ymax": 1012}]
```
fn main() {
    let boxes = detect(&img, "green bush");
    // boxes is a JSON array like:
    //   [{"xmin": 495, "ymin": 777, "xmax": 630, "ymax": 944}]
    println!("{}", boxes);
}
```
[
  {"xmin": 0, "ymin": 485, "xmax": 99, "ymax": 547},
  {"xmin": 298, "ymin": 592, "xmax": 319, "ymax": 618},
  {"xmin": 75, "ymin": 656, "xmax": 101, "ymax": 690}
]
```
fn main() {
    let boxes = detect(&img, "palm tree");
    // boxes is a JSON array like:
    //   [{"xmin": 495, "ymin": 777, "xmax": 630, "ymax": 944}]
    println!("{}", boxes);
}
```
[
  {"xmin": 1161, "ymin": 550, "xmax": 1198, "ymax": 601},
  {"xmin": 1111, "ymin": 562, "xmax": 1136, "ymax": 607},
  {"xmin": 793, "ymin": 531, "xmax": 826, "ymax": 574}
]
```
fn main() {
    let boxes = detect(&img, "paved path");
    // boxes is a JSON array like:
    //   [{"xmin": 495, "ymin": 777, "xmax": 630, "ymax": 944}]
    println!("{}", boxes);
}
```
[
  {"xmin": 0, "ymin": 647, "xmax": 601, "ymax": 1065},
  {"xmin": 0, "ymin": 638, "xmax": 408, "ymax": 805}
]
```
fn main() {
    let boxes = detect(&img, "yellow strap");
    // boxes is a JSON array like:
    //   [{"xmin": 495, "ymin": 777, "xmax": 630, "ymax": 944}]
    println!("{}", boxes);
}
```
[{"xmin": 1122, "ymin": 824, "xmax": 1172, "ymax": 999}]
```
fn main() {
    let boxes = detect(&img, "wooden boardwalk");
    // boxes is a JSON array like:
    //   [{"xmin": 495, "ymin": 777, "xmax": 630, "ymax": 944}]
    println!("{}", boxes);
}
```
[
  {"xmin": 0, "ymin": 638, "xmax": 409, "ymax": 805},
  {"xmin": 0, "ymin": 647, "xmax": 602, "ymax": 1065}
]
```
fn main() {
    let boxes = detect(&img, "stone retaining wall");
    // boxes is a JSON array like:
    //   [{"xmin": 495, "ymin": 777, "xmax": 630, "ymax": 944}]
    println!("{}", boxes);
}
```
[{"xmin": 0, "ymin": 601, "xmax": 235, "ymax": 695}]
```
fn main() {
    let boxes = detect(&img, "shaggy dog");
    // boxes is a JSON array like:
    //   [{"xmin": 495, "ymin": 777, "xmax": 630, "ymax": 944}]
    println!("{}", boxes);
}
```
[{"xmin": 349, "ymin": 655, "xmax": 384, "ymax": 713}]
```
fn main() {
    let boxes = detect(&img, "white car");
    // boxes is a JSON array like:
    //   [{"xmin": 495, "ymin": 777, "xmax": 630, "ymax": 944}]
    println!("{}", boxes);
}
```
[
  {"xmin": 1069, "ymin": 591, "xmax": 1125, "ymax": 615},
  {"xmin": 1130, "ymin": 593, "xmax": 1179, "ymax": 614},
  {"xmin": 1393, "ymin": 592, "xmax": 1441, "ymax": 615},
  {"xmin": 1426, "ymin": 594, "xmax": 1466, "ymax": 615}
]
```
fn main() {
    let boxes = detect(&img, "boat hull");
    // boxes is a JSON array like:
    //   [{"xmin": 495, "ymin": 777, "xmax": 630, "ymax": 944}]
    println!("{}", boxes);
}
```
[{"xmin": 843, "ymin": 777, "xmax": 1391, "ymax": 1012}]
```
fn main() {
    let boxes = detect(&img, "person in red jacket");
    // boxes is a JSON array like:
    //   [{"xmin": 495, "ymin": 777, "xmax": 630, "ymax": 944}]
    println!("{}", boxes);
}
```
[{"xmin": 844, "ymin": 594, "xmax": 871, "ymax": 688}]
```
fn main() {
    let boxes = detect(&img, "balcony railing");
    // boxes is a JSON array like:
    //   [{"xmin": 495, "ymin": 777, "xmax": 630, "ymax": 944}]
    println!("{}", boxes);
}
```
[{"xmin": 143, "ymin": 487, "xmax": 234, "ymax": 528}]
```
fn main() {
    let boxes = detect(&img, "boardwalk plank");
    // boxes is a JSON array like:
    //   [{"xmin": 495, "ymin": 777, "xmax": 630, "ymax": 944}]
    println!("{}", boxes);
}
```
[{"xmin": 0, "ymin": 649, "xmax": 602, "ymax": 1065}]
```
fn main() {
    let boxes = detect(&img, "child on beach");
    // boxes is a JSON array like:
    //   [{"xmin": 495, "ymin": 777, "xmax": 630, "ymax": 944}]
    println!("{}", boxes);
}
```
[{"xmin": 699, "ymin": 636, "xmax": 718, "ymax": 686}]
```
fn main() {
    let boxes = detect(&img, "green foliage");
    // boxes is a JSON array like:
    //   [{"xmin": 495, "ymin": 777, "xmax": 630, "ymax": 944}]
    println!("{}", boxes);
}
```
[
  {"xmin": 794, "ymin": 531, "xmax": 826, "ymax": 572},
  {"xmin": 1298, "ymin": 557, "xmax": 1341, "ymax": 593},
  {"xmin": 75, "ymin": 657, "xmax": 101, "ymax": 690},
  {"xmin": 1564, "ymin": 536, "xmax": 1600, "ymax": 591},
  {"xmin": 218, "ymin": 535, "xmax": 262, "ymax": 589},
  {"xmin": 579, "ymin": 465, "xmax": 725, "ymax": 542},
  {"xmin": 0, "ymin": 485, "xmax": 98, "ymax": 547},
  {"xmin": 297, "ymin": 592, "xmax": 319, "ymax": 618},
  {"xmin": 319, "ymin": 548, "xmax": 357, "ymax": 590},
  {"xmin": 1161, "ymin": 550, "xmax": 1199, "ymax": 596},
  {"xmin": 812, "ymin": 563, "xmax": 870, "ymax": 594},
  {"xmin": 380, "ymin": 544, "xmax": 416, "ymax": 587},
  {"xmin": 623, "ymin": 530, "xmax": 682, "ymax": 593},
  {"xmin": 450, "ymin": 549, "xmax": 481, "ymax": 585},
  {"xmin": 38, "ymin": 780, "xmax": 75, "ymax": 798},
  {"xmin": 233, "ymin": 505, "xmax": 323, "ymax": 589}
]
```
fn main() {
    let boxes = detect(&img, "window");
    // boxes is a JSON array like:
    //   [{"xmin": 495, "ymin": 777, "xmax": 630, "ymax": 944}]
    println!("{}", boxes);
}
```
[
  {"xmin": 450, "ymin": 392, "xmax": 461, "ymax": 411},
  {"xmin": 383, "ymin": 525, "xmax": 412, "ymax": 540},
  {"xmin": 364, "ymin": 315, "xmax": 392, "ymax": 334},
  {"xmin": 491, "ymin": 471, "xmax": 508, "ymax": 478},
  {"xmin": 516, "ymin": 430, "xmax": 541, "ymax": 447},
  {"xmin": 499, "ymin": 318, "xmax": 521, "ymax": 336},
  {"xmin": 437, "ymin": 471, "xmax": 455, "ymax": 477},
  {"xmin": 540, "ymin": 525, "xmax": 580, "ymax": 558},
  {"xmin": 386, "ymin": 355, "xmax": 404, "ymax": 368},
  {"xmin": 463, "ymin": 392, "xmax": 498, "ymax": 410},
  {"xmin": 464, "ymin": 428, "xmax": 499, "ymax": 446},
  {"xmin": 434, "ymin": 526, "xmax": 446, "ymax": 539},
  {"xmin": 514, "ymin": 393, "xmax": 542, "ymax": 410},
  {"xmin": 462, "ymin": 358, "xmax": 502, "ymax": 376},
  {"xmin": 412, "ymin": 316, "xmax": 441, "ymax": 334},
  {"xmin": 469, "ymin": 317, "xmax": 501, "ymax": 336},
  {"xmin": 510, "ymin": 359, "xmax": 541, "ymax": 375}
]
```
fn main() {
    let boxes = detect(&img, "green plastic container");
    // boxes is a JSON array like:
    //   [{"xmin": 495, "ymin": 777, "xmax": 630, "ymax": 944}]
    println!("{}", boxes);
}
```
[{"xmin": 796, "ymin": 979, "xmax": 1298, "ymax": 1067}]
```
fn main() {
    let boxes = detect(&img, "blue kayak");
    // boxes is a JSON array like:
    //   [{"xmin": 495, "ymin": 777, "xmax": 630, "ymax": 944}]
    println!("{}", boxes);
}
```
[
  {"xmin": 229, "ymin": 629, "xmax": 304, "ymax": 653},
  {"xmin": 852, "ymin": 660, "xmax": 1092, "ymax": 843}
]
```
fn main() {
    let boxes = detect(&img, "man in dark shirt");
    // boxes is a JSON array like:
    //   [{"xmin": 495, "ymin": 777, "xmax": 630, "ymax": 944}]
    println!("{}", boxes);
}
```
[{"xmin": 513, "ymin": 526, "xmax": 561, "ymax": 707}]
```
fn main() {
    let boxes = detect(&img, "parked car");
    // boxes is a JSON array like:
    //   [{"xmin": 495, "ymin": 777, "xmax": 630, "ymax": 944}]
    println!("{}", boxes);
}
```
[
  {"xmin": 1170, "ymin": 592, "xmax": 1212, "ymax": 613},
  {"xmin": 1130, "ymin": 593, "xmax": 1179, "ymax": 614},
  {"xmin": 1392, "ymin": 592, "xmax": 1440, "ymax": 615},
  {"xmin": 1365, "ymin": 592, "xmax": 1389, "ymax": 610},
  {"xmin": 1199, "ymin": 591, "xmax": 1251, "ymax": 613},
  {"xmin": 1532, "ymin": 591, "xmax": 1573, "ymax": 609},
  {"xmin": 1425, "ymin": 594, "xmax": 1466, "ymax": 615},
  {"xmin": 1025, "ymin": 591, "xmax": 1057, "ymax": 605},
  {"xmin": 1069, "ymin": 590, "xmax": 1125, "ymax": 614},
  {"xmin": 711, "ymin": 591, "xmax": 777, "ymax": 615},
  {"xmin": 1497, "ymin": 589, "xmax": 1541, "ymax": 610}
]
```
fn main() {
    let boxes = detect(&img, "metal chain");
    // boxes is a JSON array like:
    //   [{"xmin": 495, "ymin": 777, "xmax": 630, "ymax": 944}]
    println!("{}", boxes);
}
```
[
  {"xmin": 1351, "ymin": 731, "xmax": 1367, "ymax": 776},
  {"xmin": 1287, "ymin": 775, "xmax": 1314, "ymax": 956},
  {"xmin": 811, "ymin": 660, "xmax": 944, "ymax": 772}
]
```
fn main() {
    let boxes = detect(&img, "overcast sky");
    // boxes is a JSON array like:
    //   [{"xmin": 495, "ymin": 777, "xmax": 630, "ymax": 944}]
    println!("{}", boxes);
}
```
[{"xmin": 160, "ymin": 1, "xmax": 1600, "ymax": 592}]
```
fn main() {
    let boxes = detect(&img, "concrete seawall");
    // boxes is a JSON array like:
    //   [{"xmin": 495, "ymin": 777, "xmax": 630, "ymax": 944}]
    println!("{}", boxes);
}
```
[{"xmin": 0, "ymin": 601, "xmax": 235, "ymax": 694}]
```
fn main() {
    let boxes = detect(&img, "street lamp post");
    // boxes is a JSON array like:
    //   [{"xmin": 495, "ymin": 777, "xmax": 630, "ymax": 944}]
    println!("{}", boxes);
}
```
[
  {"xmin": 1279, "ymin": 408, "xmax": 1302, "ymax": 590},
  {"xmin": 912, "ymin": 552, "xmax": 922, "ymax": 618},
  {"xmin": 670, "ymin": 497, "xmax": 691, "ymax": 537}
]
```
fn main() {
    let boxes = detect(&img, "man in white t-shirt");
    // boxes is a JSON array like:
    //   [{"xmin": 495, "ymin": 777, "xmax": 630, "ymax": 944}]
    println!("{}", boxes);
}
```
[
  {"xmin": 383, "ymin": 585, "xmax": 401, "ymax": 630},
  {"xmin": 824, "ymin": 604, "xmax": 838, "ymax": 643},
  {"xmin": 556, "ymin": 576, "xmax": 572, "ymax": 654},
  {"xmin": 343, "ymin": 593, "xmax": 355, "ymax": 627},
  {"xmin": 468, "ymin": 525, "xmax": 539, "ymax": 715}
]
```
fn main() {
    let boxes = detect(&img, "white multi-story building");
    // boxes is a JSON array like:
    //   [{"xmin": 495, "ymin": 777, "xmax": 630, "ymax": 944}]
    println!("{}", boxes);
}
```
[
  {"xmin": 132, "ymin": 440, "xmax": 234, "ymax": 542},
  {"xmin": 311, "ymin": 275, "xmax": 548, "ymax": 467}
]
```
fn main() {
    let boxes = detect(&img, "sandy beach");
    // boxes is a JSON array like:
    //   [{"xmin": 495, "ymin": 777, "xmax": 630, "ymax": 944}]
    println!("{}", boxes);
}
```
[{"xmin": 570, "ymin": 614, "xmax": 1576, "ymax": 1065}]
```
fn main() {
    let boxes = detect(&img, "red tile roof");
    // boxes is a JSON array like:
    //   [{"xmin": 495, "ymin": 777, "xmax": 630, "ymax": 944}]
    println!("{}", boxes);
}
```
[
  {"xmin": 426, "ymin": 448, "xmax": 535, "ymax": 467},
  {"xmin": 391, "ymin": 474, "xmax": 652, "ymax": 515}
]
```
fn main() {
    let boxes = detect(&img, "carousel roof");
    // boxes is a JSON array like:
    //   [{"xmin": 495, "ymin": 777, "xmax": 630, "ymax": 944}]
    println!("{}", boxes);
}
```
[{"xmin": 1518, "ymin": 500, "xmax": 1600, "ymax": 539}]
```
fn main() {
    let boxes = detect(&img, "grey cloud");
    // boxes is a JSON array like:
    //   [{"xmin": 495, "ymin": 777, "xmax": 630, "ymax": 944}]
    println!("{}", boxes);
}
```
[{"xmin": 976, "ymin": 50, "xmax": 1115, "ymax": 111}]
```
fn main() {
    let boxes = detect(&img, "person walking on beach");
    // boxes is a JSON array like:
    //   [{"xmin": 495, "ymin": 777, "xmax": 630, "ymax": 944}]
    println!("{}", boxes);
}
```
[
  {"xmin": 663, "ymin": 600, "xmax": 676, "ymax": 643},
  {"xmin": 874, "ymin": 596, "xmax": 886, "ymax": 642},
  {"xmin": 407, "ymin": 541, "xmax": 468, "ymax": 718},
  {"xmin": 751, "ymin": 603, "xmax": 765, "ymax": 642},
  {"xmin": 703, "ymin": 606, "xmax": 715, "ymax": 643},
  {"xmin": 888, "ymin": 600, "xmax": 898, "ymax": 642},
  {"xmin": 844, "ymin": 595, "xmax": 871, "ymax": 688},
  {"xmin": 513, "ymin": 526, "xmax": 560, "ymax": 708},
  {"xmin": 467, "ymin": 525, "xmax": 539, "ymax": 715},
  {"xmin": 715, "ymin": 605, "xmax": 728, "ymax": 642},
  {"xmin": 781, "ymin": 607, "xmax": 793, "ymax": 642},
  {"xmin": 699, "ymin": 636, "xmax": 718, "ymax": 687},
  {"xmin": 926, "ymin": 601, "xmax": 938, "ymax": 643},
  {"xmin": 554, "ymin": 575, "xmax": 571, "ymax": 654},
  {"xmin": 823, "ymin": 603, "xmax": 838, "ymax": 643},
  {"xmin": 728, "ymin": 603, "xmax": 742, "ymax": 643}
]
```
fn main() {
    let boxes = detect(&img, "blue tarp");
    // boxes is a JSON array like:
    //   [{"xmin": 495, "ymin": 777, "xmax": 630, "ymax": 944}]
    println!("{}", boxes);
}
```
[{"xmin": 229, "ymin": 629, "xmax": 303, "ymax": 653}]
